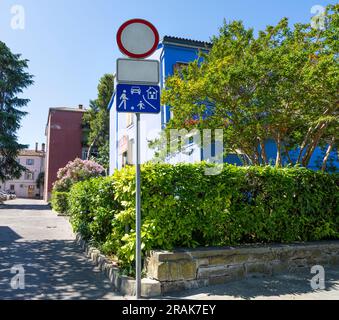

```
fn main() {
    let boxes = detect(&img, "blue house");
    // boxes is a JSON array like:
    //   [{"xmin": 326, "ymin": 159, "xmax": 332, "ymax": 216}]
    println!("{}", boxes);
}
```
[{"xmin": 109, "ymin": 36, "xmax": 338, "ymax": 172}]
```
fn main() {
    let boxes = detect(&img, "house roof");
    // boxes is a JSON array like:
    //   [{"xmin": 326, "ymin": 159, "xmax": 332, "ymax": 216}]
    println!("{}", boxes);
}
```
[
  {"xmin": 162, "ymin": 36, "xmax": 212, "ymax": 50},
  {"xmin": 45, "ymin": 106, "xmax": 87, "ymax": 134},
  {"xmin": 20, "ymin": 150, "xmax": 45, "ymax": 157},
  {"xmin": 49, "ymin": 107, "xmax": 87, "ymax": 113}
]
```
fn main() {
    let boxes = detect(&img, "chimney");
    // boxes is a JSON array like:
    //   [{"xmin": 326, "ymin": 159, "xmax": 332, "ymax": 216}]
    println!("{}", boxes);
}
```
[
  {"xmin": 35, "ymin": 142, "xmax": 38, "ymax": 152},
  {"xmin": 42, "ymin": 143, "xmax": 46, "ymax": 153},
  {"xmin": 78, "ymin": 104, "xmax": 83, "ymax": 110}
]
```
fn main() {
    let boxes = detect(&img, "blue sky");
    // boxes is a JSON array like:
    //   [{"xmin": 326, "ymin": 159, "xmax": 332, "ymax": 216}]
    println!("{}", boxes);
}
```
[{"xmin": 0, "ymin": 0, "xmax": 334, "ymax": 149}]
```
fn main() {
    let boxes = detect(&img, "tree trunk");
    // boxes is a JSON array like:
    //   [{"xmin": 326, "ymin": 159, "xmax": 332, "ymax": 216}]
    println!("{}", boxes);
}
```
[
  {"xmin": 87, "ymin": 136, "xmax": 98, "ymax": 160},
  {"xmin": 284, "ymin": 145, "xmax": 293, "ymax": 166},
  {"xmin": 254, "ymin": 148, "xmax": 261, "ymax": 166},
  {"xmin": 302, "ymin": 122, "xmax": 328, "ymax": 167},
  {"xmin": 275, "ymin": 133, "xmax": 282, "ymax": 168},
  {"xmin": 259, "ymin": 138, "xmax": 268, "ymax": 165},
  {"xmin": 322, "ymin": 137, "xmax": 335, "ymax": 172},
  {"xmin": 297, "ymin": 109, "xmax": 330, "ymax": 164},
  {"xmin": 297, "ymin": 127, "xmax": 313, "ymax": 164}
]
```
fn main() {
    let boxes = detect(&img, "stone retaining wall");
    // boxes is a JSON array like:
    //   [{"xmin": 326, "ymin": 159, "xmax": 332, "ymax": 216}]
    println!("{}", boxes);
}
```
[
  {"xmin": 145, "ymin": 241, "xmax": 339, "ymax": 294},
  {"xmin": 75, "ymin": 234, "xmax": 161, "ymax": 298}
]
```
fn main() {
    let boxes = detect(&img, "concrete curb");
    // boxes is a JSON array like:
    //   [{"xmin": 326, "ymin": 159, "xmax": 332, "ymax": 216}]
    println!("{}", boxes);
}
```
[{"xmin": 75, "ymin": 233, "xmax": 161, "ymax": 298}]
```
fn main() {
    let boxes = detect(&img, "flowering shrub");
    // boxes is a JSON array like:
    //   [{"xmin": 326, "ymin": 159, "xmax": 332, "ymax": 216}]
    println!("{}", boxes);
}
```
[{"xmin": 53, "ymin": 158, "xmax": 104, "ymax": 192}]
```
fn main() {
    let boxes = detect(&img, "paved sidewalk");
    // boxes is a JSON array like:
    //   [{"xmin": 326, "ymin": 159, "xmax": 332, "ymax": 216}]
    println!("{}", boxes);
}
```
[
  {"xmin": 165, "ymin": 269, "xmax": 339, "ymax": 300},
  {"xmin": 0, "ymin": 199, "xmax": 124, "ymax": 300},
  {"xmin": 1, "ymin": 199, "xmax": 338, "ymax": 300}
]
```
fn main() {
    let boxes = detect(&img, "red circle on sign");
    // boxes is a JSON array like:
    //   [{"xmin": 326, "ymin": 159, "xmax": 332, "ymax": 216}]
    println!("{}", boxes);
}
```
[{"xmin": 117, "ymin": 19, "xmax": 160, "ymax": 59}]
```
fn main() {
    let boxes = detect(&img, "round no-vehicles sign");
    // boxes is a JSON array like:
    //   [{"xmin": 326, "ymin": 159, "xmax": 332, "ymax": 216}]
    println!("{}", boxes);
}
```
[{"xmin": 117, "ymin": 19, "xmax": 160, "ymax": 59}]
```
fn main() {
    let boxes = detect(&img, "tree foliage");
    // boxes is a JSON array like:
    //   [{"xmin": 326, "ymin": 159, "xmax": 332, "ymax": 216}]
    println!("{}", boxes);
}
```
[
  {"xmin": 0, "ymin": 42, "xmax": 33, "ymax": 181},
  {"xmin": 83, "ymin": 74, "xmax": 114, "ymax": 171},
  {"xmin": 160, "ymin": 4, "xmax": 338, "ymax": 170}
]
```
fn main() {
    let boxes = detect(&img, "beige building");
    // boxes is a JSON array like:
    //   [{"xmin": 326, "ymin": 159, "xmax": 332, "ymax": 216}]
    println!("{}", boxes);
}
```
[{"xmin": 0, "ymin": 144, "xmax": 45, "ymax": 199}]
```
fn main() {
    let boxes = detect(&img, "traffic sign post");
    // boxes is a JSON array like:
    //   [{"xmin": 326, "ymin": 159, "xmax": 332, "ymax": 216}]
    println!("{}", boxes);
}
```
[
  {"xmin": 116, "ymin": 19, "xmax": 160, "ymax": 300},
  {"xmin": 117, "ymin": 19, "xmax": 159, "ymax": 59},
  {"xmin": 135, "ymin": 112, "xmax": 141, "ymax": 299}
]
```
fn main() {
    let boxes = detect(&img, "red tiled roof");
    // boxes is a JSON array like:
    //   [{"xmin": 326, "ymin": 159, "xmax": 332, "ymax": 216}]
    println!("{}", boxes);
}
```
[{"xmin": 19, "ymin": 150, "xmax": 45, "ymax": 157}]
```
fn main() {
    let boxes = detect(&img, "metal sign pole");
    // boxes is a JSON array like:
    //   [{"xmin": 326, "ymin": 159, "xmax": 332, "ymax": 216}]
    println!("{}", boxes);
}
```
[
  {"xmin": 116, "ymin": 18, "xmax": 160, "ymax": 301},
  {"xmin": 136, "ymin": 113, "xmax": 142, "ymax": 299}
]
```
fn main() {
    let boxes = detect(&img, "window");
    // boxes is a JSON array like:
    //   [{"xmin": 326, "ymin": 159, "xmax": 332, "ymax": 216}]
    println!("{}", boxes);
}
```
[
  {"xmin": 173, "ymin": 62, "xmax": 188, "ymax": 76},
  {"xmin": 26, "ymin": 159, "xmax": 34, "ymax": 166},
  {"xmin": 25, "ymin": 172, "xmax": 34, "ymax": 181},
  {"xmin": 128, "ymin": 139, "xmax": 134, "ymax": 165},
  {"xmin": 122, "ymin": 152, "xmax": 128, "ymax": 168},
  {"xmin": 82, "ymin": 147, "xmax": 98, "ymax": 160},
  {"xmin": 82, "ymin": 148, "xmax": 88, "ymax": 160},
  {"xmin": 10, "ymin": 185, "xmax": 15, "ymax": 191}
]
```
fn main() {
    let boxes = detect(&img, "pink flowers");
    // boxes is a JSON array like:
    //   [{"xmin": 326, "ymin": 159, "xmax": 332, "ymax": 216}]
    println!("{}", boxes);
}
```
[{"xmin": 53, "ymin": 158, "xmax": 105, "ymax": 192}]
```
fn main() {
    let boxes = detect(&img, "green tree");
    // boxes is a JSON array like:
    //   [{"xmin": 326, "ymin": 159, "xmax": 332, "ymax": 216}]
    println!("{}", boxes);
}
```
[
  {"xmin": 83, "ymin": 74, "xmax": 114, "ymax": 171},
  {"xmin": 0, "ymin": 42, "xmax": 33, "ymax": 181},
  {"xmin": 159, "ymin": 4, "xmax": 338, "ymax": 170}
]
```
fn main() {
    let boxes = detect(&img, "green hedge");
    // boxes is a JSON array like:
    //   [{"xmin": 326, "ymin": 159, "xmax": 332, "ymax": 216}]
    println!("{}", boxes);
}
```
[
  {"xmin": 51, "ymin": 191, "xmax": 69, "ymax": 214},
  {"xmin": 68, "ymin": 176, "xmax": 119, "ymax": 243},
  {"xmin": 68, "ymin": 164, "xmax": 339, "ymax": 269}
]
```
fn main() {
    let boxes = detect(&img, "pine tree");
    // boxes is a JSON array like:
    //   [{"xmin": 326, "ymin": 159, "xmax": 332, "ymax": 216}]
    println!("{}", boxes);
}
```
[
  {"xmin": 0, "ymin": 42, "xmax": 34, "ymax": 181},
  {"xmin": 83, "ymin": 74, "xmax": 114, "ymax": 172}
]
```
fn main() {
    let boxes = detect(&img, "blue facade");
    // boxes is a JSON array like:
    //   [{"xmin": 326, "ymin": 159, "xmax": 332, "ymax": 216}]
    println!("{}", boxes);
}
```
[
  {"xmin": 264, "ymin": 140, "xmax": 339, "ymax": 172},
  {"xmin": 159, "ymin": 38, "xmax": 209, "ymax": 128},
  {"xmin": 110, "ymin": 36, "xmax": 338, "ymax": 172}
]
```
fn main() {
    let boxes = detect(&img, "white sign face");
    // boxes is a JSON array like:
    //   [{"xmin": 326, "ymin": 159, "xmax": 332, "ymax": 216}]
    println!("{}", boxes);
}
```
[
  {"xmin": 117, "ymin": 19, "xmax": 159, "ymax": 59},
  {"xmin": 117, "ymin": 59, "xmax": 159, "ymax": 84},
  {"xmin": 122, "ymin": 23, "xmax": 155, "ymax": 54}
]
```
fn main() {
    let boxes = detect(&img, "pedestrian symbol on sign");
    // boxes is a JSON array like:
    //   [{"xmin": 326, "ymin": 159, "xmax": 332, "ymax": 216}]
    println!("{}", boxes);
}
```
[
  {"xmin": 137, "ymin": 101, "xmax": 145, "ymax": 111},
  {"xmin": 119, "ymin": 90, "xmax": 129, "ymax": 110}
]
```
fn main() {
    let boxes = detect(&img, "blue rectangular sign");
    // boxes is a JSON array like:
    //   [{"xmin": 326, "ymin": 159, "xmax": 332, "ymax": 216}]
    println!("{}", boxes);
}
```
[{"xmin": 116, "ymin": 84, "xmax": 161, "ymax": 114}]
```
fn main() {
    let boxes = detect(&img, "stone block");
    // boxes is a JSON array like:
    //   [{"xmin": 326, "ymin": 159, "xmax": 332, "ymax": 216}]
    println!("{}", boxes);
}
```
[
  {"xmin": 198, "ymin": 264, "xmax": 245, "ymax": 280},
  {"xmin": 141, "ymin": 279, "xmax": 162, "ymax": 298},
  {"xmin": 245, "ymin": 262, "xmax": 272, "ymax": 277},
  {"xmin": 162, "ymin": 279, "xmax": 209, "ymax": 294},
  {"xmin": 270, "ymin": 260, "xmax": 288, "ymax": 275},
  {"xmin": 148, "ymin": 261, "xmax": 197, "ymax": 282},
  {"xmin": 153, "ymin": 251, "xmax": 193, "ymax": 262},
  {"xmin": 196, "ymin": 258, "xmax": 209, "ymax": 268},
  {"xmin": 119, "ymin": 277, "xmax": 162, "ymax": 298},
  {"xmin": 90, "ymin": 249, "xmax": 100, "ymax": 264},
  {"xmin": 209, "ymin": 275, "xmax": 233, "ymax": 286}
]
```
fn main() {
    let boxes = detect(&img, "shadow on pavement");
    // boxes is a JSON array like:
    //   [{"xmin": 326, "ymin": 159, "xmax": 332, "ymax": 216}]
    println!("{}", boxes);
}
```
[
  {"xmin": 0, "ymin": 227, "xmax": 22, "ymax": 243},
  {"xmin": 0, "ymin": 203, "xmax": 51, "ymax": 211},
  {"xmin": 166, "ymin": 270, "xmax": 339, "ymax": 300},
  {"xmin": 0, "ymin": 240, "xmax": 118, "ymax": 300}
]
